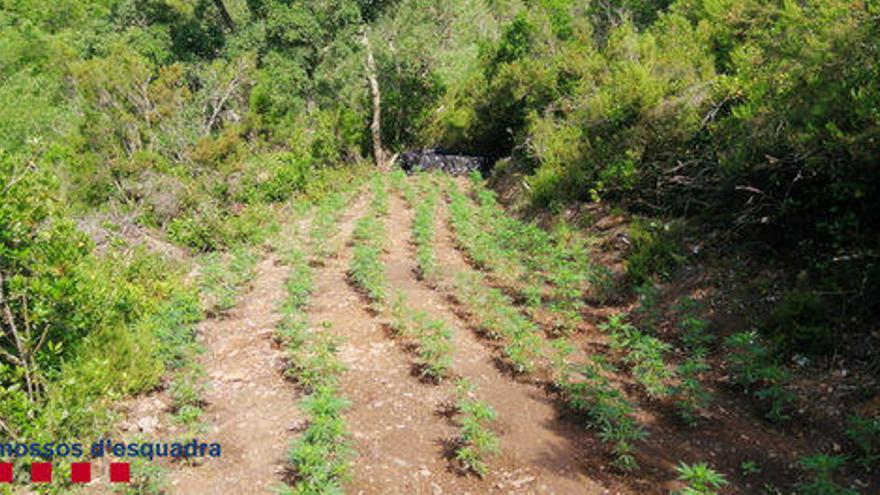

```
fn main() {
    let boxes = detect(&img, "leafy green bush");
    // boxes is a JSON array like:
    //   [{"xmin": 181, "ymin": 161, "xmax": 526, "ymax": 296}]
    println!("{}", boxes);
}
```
[
  {"xmin": 625, "ymin": 219, "xmax": 684, "ymax": 285},
  {"xmin": 797, "ymin": 454, "xmax": 858, "ymax": 495},
  {"xmin": 845, "ymin": 414, "xmax": 880, "ymax": 471},
  {"xmin": 555, "ymin": 355, "xmax": 648, "ymax": 471},
  {"xmin": 763, "ymin": 291, "xmax": 833, "ymax": 357},
  {"xmin": 674, "ymin": 462, "xmax": 728, "ymax": 495},
  {"xmin": 451, "ymin": 379, "xmax": 500, "ymax": 478},
  {"xmin": 235, "ymin": 153, "xmax": 310, "ymax": 204},
  {"xmin": 725, "ymin": 331, "xmax": 796, "ymax": 422},
  {"xmin": 1, "ymin": 153, "xmax": 203, "ymax": 442}
]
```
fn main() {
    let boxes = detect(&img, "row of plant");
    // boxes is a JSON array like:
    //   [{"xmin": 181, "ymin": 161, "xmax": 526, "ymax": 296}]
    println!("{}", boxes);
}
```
[
  {"xmin": 446, "ymin": 178, "xmax": 523, "ymax": 286},
  {"xmin": 551, "ymin": 349, "xmax": 648, "ymax": 472},
  {"xmin": 409, "ymin": 175, "xmax": 440, "ymax": 282},
  {"xmin": 600, "ymin": 314, "xmax": 673, "ymax": 401},
  {"xmin": 276, "ymin": 197, "xmax": 354, "ymax": 494},
  {"xmin": 118, "ymin": 250, "xmax": 263, "ymax": 493},
  {"xmin": 389, "ymin": 292, "xmax": 455, "ymax": 382},
  {"xmin": 388, "ymin": 168, "xmax": 419, "ymax": 206},
  {"xmin": 167, "ymin": 249, "xmax": 261, "ymax": 442},
  {"xmin": 198, "ymin": 247, "xmax": 260, "ymax": 316},
  {"xmin": 604, "ymin": 304, "xmax": 715, "ymax": 427},
  {"xmin": 309, "ymin": 192, "xmax": 351, "ymax": 261},
  {"xmin": 724, "ymin": 330, "xmax": 797, "ymax": 423},
  {"xmin": 667, "ymin": 297, "xmax": 715, "ymax": 427},
  {"xmin": 439, "ymin": 179, "xmax": 651, "ymax": 470},
  {"xmin": 447, "ymin": 176, "xmax": 591, "ymax": 334},
  {"xmin": 449, "ymin": 379, "xmax": 500, "ymax": 478},
  {"xmin": 452, "ymin": 271, "xmax": 544, "ymax": 375},
  {"xmin": 122, "ymin": 290, "xmax": 208, "ymax": 494},
  {"xmin": 349, "ymin": 176, "xmax": 390, "ymax": 311}
]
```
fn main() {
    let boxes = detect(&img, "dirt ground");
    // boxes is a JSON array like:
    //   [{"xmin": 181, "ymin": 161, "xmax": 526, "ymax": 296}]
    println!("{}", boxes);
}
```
[{"xmin": 76, "ymin": 176, "xmax": 878, "ymax": 495}]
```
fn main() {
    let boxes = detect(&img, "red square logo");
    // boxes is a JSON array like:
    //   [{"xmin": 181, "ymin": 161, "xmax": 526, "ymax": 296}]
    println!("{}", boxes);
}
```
[
  {"xmin": 31, "ymin": 462, "xmax": 52, "ymax": 483},
  {"xmin": 71, "ymin": 462, "xmax": 91, "ymax": 483},
  {"xmin": 0, "ymin": 462, "xmax": 12, "ymax": 483},
  {"xmin": 109, "ymin": 462, "xmax": 130, "ymax": 483}
]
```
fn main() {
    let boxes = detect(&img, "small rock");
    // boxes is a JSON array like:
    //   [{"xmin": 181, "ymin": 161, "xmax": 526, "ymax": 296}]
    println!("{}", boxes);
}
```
[
  {"xmin": 511, "ymin": 476, "xmax": 536, "ymax": 488},
  {"xmin": 136, "ymin": 416, "xmax": 159, "ymax": 434}
]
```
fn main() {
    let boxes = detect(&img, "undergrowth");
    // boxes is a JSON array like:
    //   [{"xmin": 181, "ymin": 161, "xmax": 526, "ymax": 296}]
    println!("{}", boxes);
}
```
[
  {"xmin": 553, "ymin": 353, "xmax": 648, "ymax": 472},
  {"xmin": 450, "ymin": 379, "xmax": 500, "ymax": 478},
  {"xmin": 453, "ymin": 271, "xmax": 543, "ymax": 374},
  {"xmin": 349, "ymin": 175, "xmax": 389, "ymax": 311},
  {"xmin": 275, "ymin": 196, "xmax": 354, "ymax": 494},
  {"xmin": 389, "ymin": 292, "xmax": 454, "ymax": 382},
  {"xmin": 198, "ymin": 247, "xmax": 259, "ymax": 316}
]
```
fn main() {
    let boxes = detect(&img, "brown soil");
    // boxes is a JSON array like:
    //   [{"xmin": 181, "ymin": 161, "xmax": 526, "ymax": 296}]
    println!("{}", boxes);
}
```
[
  {"xmin": 165, "ymin": 254, "xmax": 304, "ymax": 494},
  {"xmin": 458, "ymin": 176, "xmax": 880, "ymax": 494},
  {"xmin": 381, "ymin": 192, "xmax": 604, "ymax": 494},
  {"xmin": 80, "ymin": 174, "xmax": 878, "ymax": 495},
  {"xmin": 303, "ymin": 190, "xmax": 477, "ymax": 494}
]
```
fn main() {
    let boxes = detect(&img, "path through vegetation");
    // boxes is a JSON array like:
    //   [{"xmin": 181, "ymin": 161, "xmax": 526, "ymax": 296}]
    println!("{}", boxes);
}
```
[
  {"xmin": 167, "ymin": 254, "xmax": 303, "ymax": 494},
  {"xmin": 108, "ymin": 172, "xmax": 876, "ymax": 495}
]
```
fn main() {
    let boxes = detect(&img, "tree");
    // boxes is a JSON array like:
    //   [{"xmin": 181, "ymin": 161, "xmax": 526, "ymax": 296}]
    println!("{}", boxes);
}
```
[
  {"xmin": 362, "ymin": 28, "xmax": 385, "ymax": 168},
  {"xmin": 212, "ymin": 0, "xmax": 236, "ymax": 31}
]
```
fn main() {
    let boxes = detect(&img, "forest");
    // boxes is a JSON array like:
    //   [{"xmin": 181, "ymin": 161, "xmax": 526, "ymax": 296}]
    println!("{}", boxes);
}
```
[{"xmin": 0, "ymin": 0, "xmax": 878, "ymax": 493}]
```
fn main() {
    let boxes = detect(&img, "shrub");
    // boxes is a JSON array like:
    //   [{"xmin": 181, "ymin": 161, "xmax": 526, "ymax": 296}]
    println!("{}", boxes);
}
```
[
  {"xmin": 451, "ymin": 379, "xmax": 500, "ymax": 477},
  {"xmin": 725, "ymin": 331, "xmax": 796, "ymax": 422},
  {"xmin": 763, "ymin": 291, "xmax": 833, "ymax": 357},
  {"xmin": 845, "ymin": 414, "xmax": 880, "ymax": 471},
  {"xmin": 797, "ymin": 454, "xmax": 858, "ymax": 495},
  {"xmin": 674, "ymin": 462, "xmax": 728, "ymax": 495},
  {"xmin": 1, "ymin": 154, "xmax": 202, "ymax": 441},
  {"xmin": 625, "ymin": 219, "xmax": 684, "ymax": 285}
]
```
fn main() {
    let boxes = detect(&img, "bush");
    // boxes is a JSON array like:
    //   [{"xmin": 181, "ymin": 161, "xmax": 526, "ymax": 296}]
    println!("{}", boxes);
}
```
[
  {"xmin": 674, "ymin": 462, "xmax": 728, "ymax": 495},
  {"xmin": 625, "ymin": 219, "xmax": 684, "ymax": 285},
  {"xmin": 1, "ymin": 154, "xmax": 195, "ymax": 441},
  {"xmin": 797, "ymin": 454, "xmax": 858, "ymax": 495},
  {"xmin": 725, "ymin": 331, "xmax": 796, "ymax": 422},
  {"xmin": 763, "ymin": 291, "xmax": 833, "ymax": 357},
  {"xmin": 846, "ymin": 415, "xmax": 880, "ymax": 471}
]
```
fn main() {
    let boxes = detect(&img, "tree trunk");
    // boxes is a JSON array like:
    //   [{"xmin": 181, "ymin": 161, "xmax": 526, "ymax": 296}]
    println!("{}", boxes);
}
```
[
  {"xmin": 361, "ymin": 29, "xmax": 385, "ymax": 169},
  {"xmin": 212, "ymin": 0, "xmax": 236, "ymax": 31}
]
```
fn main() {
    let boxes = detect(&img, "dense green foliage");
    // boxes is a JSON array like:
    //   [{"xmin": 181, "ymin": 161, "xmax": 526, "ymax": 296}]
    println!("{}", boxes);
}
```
[
  {"xmin": 2, "ymin": 0, "xmax": 878, "ymax": 492},
  {"xmin": 0, "ymin": 0, "xmax": 375, "ymax": 458},
  {"xmin": 369, "ymin": 0, "xmax": 880, "ymax": 349}
]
